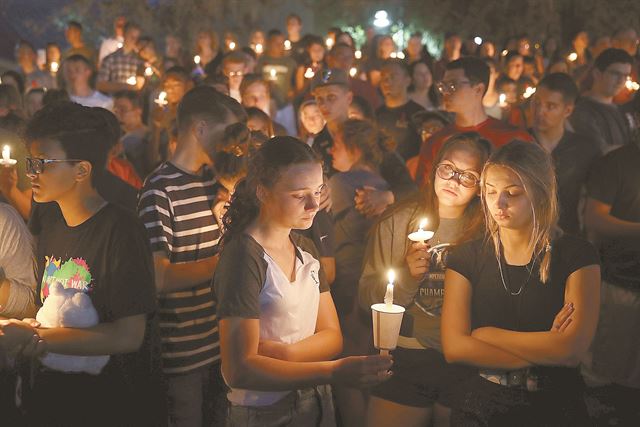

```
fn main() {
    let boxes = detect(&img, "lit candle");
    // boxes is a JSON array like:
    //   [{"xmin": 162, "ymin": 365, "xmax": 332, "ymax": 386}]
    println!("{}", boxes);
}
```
[
  {"xmin": 355, "ymin": 50, "xmax": 362, "ymax": 59},
  {"xmin": 474, "ymin": 36, "xmax": 483, "ymax": 45},
  {"xmin": 126, "ymin": 76, "xmax": 137, "ymax": 86},
  {"xmin": 284, "ymin": 40, "xmax": 292, "ymax": 50},
  {"xmin": 117, "ymin": 42, "xmax": 123, "ymax": 49},
  {"xmin": 523, "ymin": 86, "xmax": 536, "ymax": 99},
  {"xmin": 408, "ymin": 218, "xmax": 434, "ymax": 242},
  {"xmin": 268, "ymin": 68, "xmax": 277, "ymax": 81},
  {"xmin": 255, "ymin": 43, "xmax": 263, "ymax": 54},
  {"xmin": 390, "ymin": 52, "xmax": 397, "ymax": 59},
  {"xmin": 501, "ymin": 49, "xmax": 508, "ymax": 57},
  {"xmin": 567, "ymin": 52, "xmax": 578, "ymax": 62},
  {"xmin": 396, "ymin": 51, "xmax": 405, "ymax": 59},
  {"xmin": 384, "ymin": 270, "xmax": 395, "ymax": 307},
  {"xmin": 154, "ymin": 91, "xmax": 168, "ymax": 107},
  {"xmin": 499, "ymin": 93, "xmax": 507, "ymax": 107},
  {"xmin": 50, "ymin": 61, "xmax": 59, "ymax": 73},
  {"xmin": 304, "ymin": 67, "xmax": 315, "ymax": 79},
  {"xmin": 194, "ymin": 55, "xmax": 201, "ymax": 65},
  {"xmin": 0, "ymin": 145, "xmax": 17, "ymax": 166},
  {"xmin": 326, "ymin": 37, "xmax": 334, "ymax": 49},
  {"xmin": 144, "ymin": 66, "xmax": 153, "ymax": 77},
  {"xmin": 349, "ymin": 67, "xmax": 358, "ymax": 77},
  {"xmin": 625, "ymin": 77, "xmax": 640, "ymax": 91},
  {"xmin": 229, "ymin": 41, "xmax": 236, "ymax": 50}
]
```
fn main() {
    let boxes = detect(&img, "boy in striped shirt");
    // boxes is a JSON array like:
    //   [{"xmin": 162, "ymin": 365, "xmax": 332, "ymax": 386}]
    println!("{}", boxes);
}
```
[{"xmin": 138, "ymin": 86, "xmax": 246, "ymax": 426}]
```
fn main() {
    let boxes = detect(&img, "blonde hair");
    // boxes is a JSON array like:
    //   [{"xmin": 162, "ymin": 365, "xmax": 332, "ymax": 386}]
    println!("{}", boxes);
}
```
[{"xmin": 480, "ymin": 140, "xmax": 560, "ymax": 283}]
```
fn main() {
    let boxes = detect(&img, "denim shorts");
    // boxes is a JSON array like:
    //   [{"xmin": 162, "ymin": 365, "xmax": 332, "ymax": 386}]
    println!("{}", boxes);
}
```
[{"xmin": 227, "ymin": 384, "xmax": 335, "ymax": 427}]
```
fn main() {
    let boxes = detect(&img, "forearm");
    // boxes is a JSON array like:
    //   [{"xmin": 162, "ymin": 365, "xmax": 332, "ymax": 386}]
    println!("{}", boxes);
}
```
[
  {"xmin": 37, "ymin": 315, "xmax": 145, "ymax": 356},
  {"xmin": 5, "ymin": 188, "xmax": 32, "ymax": 221},
  {"xmin": 0, "ymin": 278, "xmax": 37, "ymax": 319},
  {"xmin": 443, "ymin": 334, "xmax": 532, "ymax": 369},
  {"xmin": 280, "ymin": 329, "xmax": 343, "ymax": 362},
  {"xmin": 158, "ymin": 255, "xmax": 217, "ymax": 293},
  {"xmin": 225, "ymin": 354, "xmax": 336, "ymax": 391},
  {"xmin": 96, "ymin": 81, "xmax": 130, "ymax": 94},
  {"xmin": 585, "ymin": 211, "xmax": 640, "ymax": 238},
  {"xmin": 472, "ymin": 327, "xmax": 585, "ymax": 366}
]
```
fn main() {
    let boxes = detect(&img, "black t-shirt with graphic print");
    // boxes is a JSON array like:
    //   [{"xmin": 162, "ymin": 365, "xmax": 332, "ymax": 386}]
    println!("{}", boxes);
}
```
[{"xmin": 33, "ymin": 203, "xmax": 163, "ymax": 424}]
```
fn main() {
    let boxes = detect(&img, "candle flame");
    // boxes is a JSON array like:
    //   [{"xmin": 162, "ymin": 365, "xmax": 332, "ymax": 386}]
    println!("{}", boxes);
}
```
[
  {"xmin": 355, "ymin": 50, "xmax": 362, "ymax": 59},
  {"xmin": 304, "ymin": 67, "xmax": 315, "ymax": 79},
  {"xmin": 255, "ymin": 43, "xmax": 263, "ymax": 54},
  {"xmin": 284, "ymin": 40, "xmax": 291, "ymax": 50},
  {"xmin": 144, "ymin": 66, "xmax": 153, "ymax": 77},
  {"xmin": 625, "ymin": 77, "xmax": 640, "ymax": 91},
  {"xmin": 567, "ymin": 52, "xmax": 578, "ymax": 62},
  {"xmin": 50, "ymin": 61, "xmax": 59, "ymax": 73},
  {"xmin": 126, "ymin": 76, "xmax": 137, "ymax": 86},
  {"xmin": 229, "ymin": 41, "xmax": 236, "ymax": 50},
  {"xmin": 387, "ymin": 270, "xmax": 395, "ymax": 284},
  {"xmin": 349, "ymin": 67, "xmax": 358, "ymax": 77},
  {"xmin": 194, "ymin": 55, "xmax": 201, "ymax": 65},
  {"xmin": 419, "ymin": 218, "xmax": 427, "ymax": 230}
]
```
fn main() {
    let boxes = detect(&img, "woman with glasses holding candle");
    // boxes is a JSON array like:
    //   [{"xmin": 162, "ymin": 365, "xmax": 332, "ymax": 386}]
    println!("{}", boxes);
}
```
[
  {"xmin": 359, "ymin": 132, "xmax": 491, "ymax": 427},
  {"xmin": 442, "ymin": 140, "xmax": 600, "ymax": 425},
  {"xmin": 214, "ymin": 136, "xmax": 392, "ymax": 427}
]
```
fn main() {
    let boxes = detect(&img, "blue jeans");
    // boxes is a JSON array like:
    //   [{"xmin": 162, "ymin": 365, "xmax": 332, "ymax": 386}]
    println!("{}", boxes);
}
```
[
  {"xmin": 167, "ymin": 364, "xmax": 228, "ymax": 427},
  {"xmin": 228, "ymin": 385, "xmax": 335, "ymax": 427}
]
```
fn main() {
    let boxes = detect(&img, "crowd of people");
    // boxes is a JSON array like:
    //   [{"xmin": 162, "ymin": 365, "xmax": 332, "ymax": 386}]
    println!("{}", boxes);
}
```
[{"xmin": 0, "ymin": 12, "xmax": 639, "ymax": 427}]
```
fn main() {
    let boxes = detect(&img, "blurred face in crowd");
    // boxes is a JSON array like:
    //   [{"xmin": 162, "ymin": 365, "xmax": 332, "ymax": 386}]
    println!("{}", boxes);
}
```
[
  {"xmin": 407, "ymin": 36, "xmax": 423, "ymax": 59},
  {"xmin": 16, "ymin": 44, "xmax": 36, "ymax": 68},
  {"xmin": 420, "ymin": 118, "xmax": 446, "ymax": 143},
  {"xmin": 412, "ymin": 62, "xmax": 433, "ymax": 91},
  {"xmin": 286, "ymin": 17, "xmax": 302, "ymax": 38},
  {"xmin": 531, "ymin": 86, "xmax": 574, "ymax": 133},
  {"xmin": 138, "ymin": 40, "xmax": 158, "ymax": 62},
  {"xmin": 327, "ymin": 45, "xmax": 354, "ymax": 70},
  {"xmin": 165, "ymin": 35, "xmax": 182, "ymax": 58},
  {"xmin": 517, "ymin": 37, "xmax": 531, "ymax": 56},
  {"xmin": 114, "ymin": 16, "xmax": 126, "ymax": 38},
  {"xmin": 25, "ymin": 91, "xmax": 44, "ymax": 118},
  {"xmin": 308, "ymin": 43, "xmax": 325, "ymax": 64},
  {"xmin": 163, "ymin": 75, "xmax": 190, "ymax": 105},
  {"xmin": 124, "ymin": 27, "xmax": 141, "ymax": 49},
  {"xmin": 223, "ymin": 61, "xmax": 246, "ymax": 92},
  {"xmin": 378, "ymin": 37, "xmax": 395, "ymax": 59},
  {"xmin": 440, "ymin": 68, "xmax": 483, "ymax": 113},
  {"xmin": 46, "ymin": 44, "xmax": 61, "ymax": 64},
  {"xmin": 444, "ymin": 35, "xmax": 462, "ymax": 58},
  {"xmin": 329, "ymin": 132, "xmax": 361, "ymax": 172},
  {"xmin": 573, "ymin": 31, "xmax": 589, "ymax": 51},
  {"xmin": 613, "ymin": 29, "xmax": 639, "ymax": 56},
  {"xmin": 380, "ymin": 64, "xmax": 411, "ymax": 100},
  {"xmin": 434, "ymin": 147, "xmax": 481, "ymax": 211},
  {"xmin": 484, "ymin": 165, "xmax": 533, "ymax": 231},
  {"xmin": 250, "ymin": 31, "xmax": 265, "ymax": 48},
  {"xmin": 300, "ymin": 103, "xmax": 325, "ymax": 135},
  {"xmin": 313, "ymin": 84, "xmax": 352, "ymax": 123},
  {"xmin": 594, "ymin": 62, "xmax": 632, "ymax": 98},
  {"xmin": 242, "ymin": 81, "xmax": 271, "ymax": 115},
  {"xmin": 63, "ymin": 60, "xmax": 92, "ymax": 88},
  {"xmin": 113, "ymin": 97, "xmax": 142, "ymax": 132},
  {"xmin": 247, "ymin": 115, "xmax": 272, "ymax": 137},
  {"xmin": 268, "ymin": 34, "xmax": 286, "ymax": 57},
  {"xmin": 65, "ymin": 26, "xmax": 82, "ymax": 45},
  {"xmin": 523, "ymin": 61, "xmax": 536, "ymax": 78},
  {"xmin": 500, "ymin": 82, "xmax": 518, "ymax": 104},
  {"xmin": 506, "ymin": 55, "xmax": 524, "ymax": 80}
]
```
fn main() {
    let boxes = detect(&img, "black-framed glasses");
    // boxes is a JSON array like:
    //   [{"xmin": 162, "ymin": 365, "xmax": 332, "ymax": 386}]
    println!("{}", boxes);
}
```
[
  {"xmin": 26, "ymin": 157, "xmax": 83, "ymax": 175},
  {"xmin": 436, "ymin": 163, "xmax": 479, "ymax": 188},
  {"xmin": 435, "ymin": 80, "xmax": 471, "ymax": 95}
]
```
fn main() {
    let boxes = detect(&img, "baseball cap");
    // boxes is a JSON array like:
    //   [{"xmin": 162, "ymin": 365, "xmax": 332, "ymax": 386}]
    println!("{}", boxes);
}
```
[{"xmin": 310, "ymin": 68, "xmax": 350, "ymax": 92}]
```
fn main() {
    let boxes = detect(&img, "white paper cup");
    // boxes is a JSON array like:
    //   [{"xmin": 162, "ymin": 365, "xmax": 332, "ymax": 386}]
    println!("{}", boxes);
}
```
[{"xmin": 371, "ymin": 303, "xmax": 405, "ymax": 353}]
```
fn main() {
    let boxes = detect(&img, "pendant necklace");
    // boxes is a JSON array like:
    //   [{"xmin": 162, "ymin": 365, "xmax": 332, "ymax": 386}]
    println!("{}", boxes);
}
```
[{"xmin": 497, "ymin": 244, "xmax": 537, "ymax": 296}]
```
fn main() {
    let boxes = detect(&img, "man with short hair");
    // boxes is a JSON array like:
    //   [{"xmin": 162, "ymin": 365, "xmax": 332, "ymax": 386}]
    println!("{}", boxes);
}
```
[
  {"xmin": 433, "ymin": 32, "xmax": 461, "ymax": 81},
  {"xmin": 376, "ymin": 59, "xmax": 425, "ymax": 160},
  {"xmin": 530, "ymin": 73, "xmax": 600, "ymax": 235},
  {"xmin": 327, "ymin": 43, "xmax": 382, "ymax": 110},
  {"xmin": 415, "ymin": 57, "xmax": 533, "ymax": 187},
  {"xmin": 612, "ymin": 28, "xmax": 639, "ymax": 104},
  {"xmin": 285, "ymin": 13, "xmax": 306, "ymax": 65},
  {"xmin": 113, "ymin": 90, "xmax": 151, "ymax": 178},
  {"xmin": 222, "ymin": 51, "xmax": 248, "ymax": 103},
  {"xmin": 15, "ymin": 41, "xmax": 55, "ymax": 90},
  {"xmin": 97, "ymin": 22, "xmax": 144, "ymax": 94},
  {"xmin": 256, "ymin": 29, "xmax": 297, "ymax": 106},
  {"xmin": 569, "ymin": 48, "xmax": 633, "ymax": 153},
  {"xmin": 62, "ymin": 21, "xmax": 97, "ymax": 66},
  {"xmin": 240, "ymin": 73, "xmax": 292, "ymax": 135},
  {"xmin": 64, "ymin": 54, "xmax": 113, "ymax": 109},
  {"xmin": 138, "ymin": 86, "xmax": 245, "ymax": 427},
  {"xmin": 98, "ymin": 16, "xmax": 126, "ymax": 66}
]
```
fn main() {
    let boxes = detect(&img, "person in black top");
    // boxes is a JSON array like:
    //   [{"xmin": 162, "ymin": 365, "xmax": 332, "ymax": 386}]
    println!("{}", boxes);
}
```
[
  {"xmin": 442, "ymin": 141, "xmax": 600, "ymax": 425},
  {"xmin": 12, "ymin": 102, "xmax": 164, "ymax": 426},
  {"xmin": 530, "ymin": 73, "xmax": 601, "ymax": 235}
]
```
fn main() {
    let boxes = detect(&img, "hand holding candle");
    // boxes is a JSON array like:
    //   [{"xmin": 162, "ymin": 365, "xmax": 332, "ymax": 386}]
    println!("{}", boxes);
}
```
[
  {"xmin": 408, "ymin": 218, "xmax": 434, "ymax": 242},
  {"xmin": 371, "ymin": 269, "xmax": 405, "ymax": 356},
  {"xmin": 0, "ymin": 145, "xmax": 17, "ymax": 167}
]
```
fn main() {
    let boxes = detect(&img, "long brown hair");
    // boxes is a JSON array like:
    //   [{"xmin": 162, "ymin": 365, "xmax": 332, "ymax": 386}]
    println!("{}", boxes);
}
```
[{"xmin": 480, "ymin": 140, "xmax": 560, "ymax": 283}]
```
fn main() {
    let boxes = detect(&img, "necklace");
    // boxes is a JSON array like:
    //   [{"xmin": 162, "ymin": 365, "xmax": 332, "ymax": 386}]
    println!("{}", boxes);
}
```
[{"xmin": 497, "ymin": 245, "xmax": 537, "ymax": 296}]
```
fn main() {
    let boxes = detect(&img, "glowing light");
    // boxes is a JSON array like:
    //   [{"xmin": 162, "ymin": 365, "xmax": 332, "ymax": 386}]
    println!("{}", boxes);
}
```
[
  {"xmin": 326, "ymin": 37, "xmax": 334, "ymax": 49},
  {"xmin": 523, "ymin": 86, "xmax": 537, "ymax": 99},
  {"xmin": 499, "ymin": 93, "xmax": 507, "ymax": 107},
  {"xmin": 50, "ymin": 61, "xmax": 59, "ymax": 73},
  {"xmin": 419, "ymin": 218, "xmax": 427, "ymax": 230},
  {"xmin": 396, "ymin": 51, "xmax": 405, "ymax": 59},
  {"xmin": 304, "ymin": 67, "xmax": 315, "ymax": 79},
  {"xmin": 349, "ymin": 67, "xmax": 358, "ymax": 77},
  {"xmin": 284, "ymin": 40, "xmax": 291, "ymax": 50},
  {"xmin": 567, "ymin": 52, "xmax": 578, "ymax": 62},
  {"xmin": 117, "ymin": 42, "xmax": 123, "ymax": 49},
  {"xmin": 374, "ymin": 10, "xmax": 390, "ymax": 28},
  {"xmin": 625, "ymin": 77, "xmax": 640, "ymax": 91},
  {"xmin": 126, "ymin": 76, "xmax": 137, "ymax": 86},
  {"xmin": 474, "ymin": 36, "xmax": 483, "ymax": 45},
  {"xmin": 229, "ymin": 41, "xmax": 236, "ymax": 50},
  {"xmin": 255, "ymin": 43, "xmax": 263, "ymax": 54},
  {"xmin": 390, "ymin": 52, "xmax": 397, "ymax": 59},
  {"xmin": 194, "ymin": 55, "xmax": 201, "ymax": 65},
  {"xmin": 154, "ymin": 91, "xmax": 168, "ymax": 107},
  {"xmin": 144, "ymin": 66, "xmax": 153, "ymax": 77},
  {"xmin": 0, "ymin": 145, "xmax": 16, "ymax": 166},
  {"xmin": 268, "ymin": 68, "xmax": 277, "ymax": 81},
  {"xmin": 355, "ymin": 50, "xmax": 362, "ymax": 59},
  {"xmin": 501, "ymin": 49, "xmax": 508, "ymax": 56}
]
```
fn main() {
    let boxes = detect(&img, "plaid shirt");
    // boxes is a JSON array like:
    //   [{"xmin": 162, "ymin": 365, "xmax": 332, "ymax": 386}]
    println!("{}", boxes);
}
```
[{"xmin": 98, "ymin": 48, "xmax": 144, "ymax": 84}]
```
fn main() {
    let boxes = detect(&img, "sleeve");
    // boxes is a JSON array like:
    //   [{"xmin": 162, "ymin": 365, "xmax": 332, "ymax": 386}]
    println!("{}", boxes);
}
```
[
  {"xmin": 308, "ymin": 210, "xmax": 335, "ymax": 258},
  {"xmin": 328, "ymin": 174, "xmax": 353, "ymax": 216},
  {"xmin": 569, "ymin": 106, "xmax": 606, "ymax": 153},
  {"xmin": 557, "ymin": 235, "xmax": 600, "ymax": 277},
  {"xmin": 213, "ymin": 237, "xmax": 266, "ymax": 319},
  {"xmin": 586, "ymin": 152, "xmax": 619, "ymax": 206},
  {"xmin": 445, "ymin": 240, "xmax": 478, "ymax": 284},
  {"xmin": 358, "ymin": 213, "xmax": 420, "ymax": 310},
  {"xmin": 292, "ymin": 233, "xmax": 330, "ymax": 293},
  {"xmin": 105, "ymin": 216, "xmax": 157, "ymax": 320},
  {"xmin": 137, "ymin": 185, "xmax": 174, "ymax": 256},
  {"xmin": 379, "ymin": 151, "xmax": 418, "ymax": 201}
]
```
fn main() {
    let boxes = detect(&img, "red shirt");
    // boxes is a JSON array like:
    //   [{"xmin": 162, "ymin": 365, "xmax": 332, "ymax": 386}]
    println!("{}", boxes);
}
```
[
  {"xmin": 108, "ymin": 157, "xmax": 143, "ymax": 190},
  {"xmin": 414, "ymin": 117, "xmax": 533, "ymax": 187}
]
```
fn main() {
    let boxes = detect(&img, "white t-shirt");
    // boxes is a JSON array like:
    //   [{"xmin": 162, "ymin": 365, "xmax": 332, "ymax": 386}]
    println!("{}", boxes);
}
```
[
  {"xmin": 71, "ymin": 91, "xmax": 114, "ymax": 110},
  {"xmin": 99, "ymin": 37, "xmax": 124, "ymax": 65}
]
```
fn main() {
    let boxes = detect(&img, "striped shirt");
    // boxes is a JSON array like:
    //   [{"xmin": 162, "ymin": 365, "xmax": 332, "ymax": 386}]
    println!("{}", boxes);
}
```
[{"xmin": 138, "ymin": 162, "xmax": 221, "ymax": 374}]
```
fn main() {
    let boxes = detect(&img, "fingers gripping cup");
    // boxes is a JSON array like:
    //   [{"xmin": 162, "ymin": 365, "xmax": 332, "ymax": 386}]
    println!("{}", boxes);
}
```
[{"xmin": 371, "ymin": 270, "xmax": 405, "ymax": 355}]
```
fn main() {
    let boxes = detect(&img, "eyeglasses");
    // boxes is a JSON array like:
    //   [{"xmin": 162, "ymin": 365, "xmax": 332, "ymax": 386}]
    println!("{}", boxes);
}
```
[
  {"xmin": 436, "ymin": 163, "xmax": 479, "ymax": 188},
  {"xmin": 26, "ymin": 157, "xmax": 83, "ymax": 175},
  {"xmin": 226, "ymin": 71, "xmax": 244, "ymax": 78},
  {"xmin": 436, "ymin": 80, "xmax": 471, "ymax": 95}
]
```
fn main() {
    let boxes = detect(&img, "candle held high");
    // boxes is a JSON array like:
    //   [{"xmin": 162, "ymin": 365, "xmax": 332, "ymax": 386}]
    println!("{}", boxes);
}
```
[{"xmin": 0, "ymin": 145, "xmax": 17, "ymax": 166}]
